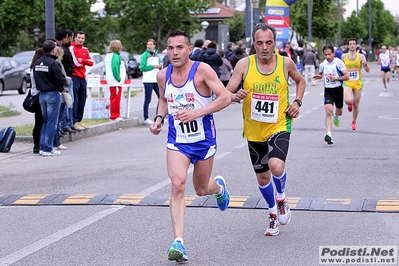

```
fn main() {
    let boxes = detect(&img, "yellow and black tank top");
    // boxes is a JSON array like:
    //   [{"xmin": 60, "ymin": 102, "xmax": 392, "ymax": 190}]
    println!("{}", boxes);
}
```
[
  {"xmin": 343, "ymin": 53, "xmax": 363, "ymax": 90},
  {"xmin": 242, "ymin": 54, "xmax": 292, "ymax": 142}
]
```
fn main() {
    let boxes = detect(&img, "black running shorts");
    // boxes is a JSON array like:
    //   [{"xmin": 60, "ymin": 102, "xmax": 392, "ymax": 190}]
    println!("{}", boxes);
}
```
[
  {"xmin": 247, "ymin": 131, "xmax": 290, "ymax": 174},
  {"xmin": 324, "ymin": 86, "xmax": 344, "ymax": 109}
]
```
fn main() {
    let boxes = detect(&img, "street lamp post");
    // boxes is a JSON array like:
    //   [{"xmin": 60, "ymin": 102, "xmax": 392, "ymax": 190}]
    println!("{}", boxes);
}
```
[
  {"xmin": 368, "ymin": 0, "xmax": 373, "ymax": 60},
  {"xmin": 33, "ymin": 28, "xmax": 40, "ymax": 49},
  {"xmin": 250, "ymin": 0, "xmax": 260, "ymax": 45},
  {"xmin": 307, "ymin": 0, "xmax": 312, "ymax": 44},
  {"xmin": 337, "ymin": 0, "xmax": 341, "ymax": 46},
  {"xmin": 201, "ymin": 21, "xmax": 209, "ymax": 40}
]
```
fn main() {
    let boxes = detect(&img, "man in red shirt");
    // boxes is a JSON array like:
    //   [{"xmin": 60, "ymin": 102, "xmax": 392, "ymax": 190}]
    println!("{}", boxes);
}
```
[{"xmin": 69, "ymin": 30, "xmax": 93, "ymax": 130}]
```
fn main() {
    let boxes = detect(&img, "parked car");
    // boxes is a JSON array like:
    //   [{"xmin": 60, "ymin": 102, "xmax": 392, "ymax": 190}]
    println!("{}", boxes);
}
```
[
  {"xmin": 0, "ymin": 57, "xmax": 28, "ymax": 95},
  {"xmin": 86, "ymin": 52, "xmax": 105, "ymax": 79},
  {"xmin": 121, "ymin": 52, "xmax": 142, "ymax": 79},
  {"xmin": 12, "ymin": 50, "xmax": 35, "ymax": 86}
]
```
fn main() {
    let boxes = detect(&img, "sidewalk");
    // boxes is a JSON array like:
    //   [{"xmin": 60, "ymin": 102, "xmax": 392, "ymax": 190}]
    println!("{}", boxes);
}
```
[
  {"xmin": 0, "ymin": 86, "xmax": 156, "ymax": 128},
  {"xmin": 0, "ymin": 80, "xmax": 159, "ymax": 158}
]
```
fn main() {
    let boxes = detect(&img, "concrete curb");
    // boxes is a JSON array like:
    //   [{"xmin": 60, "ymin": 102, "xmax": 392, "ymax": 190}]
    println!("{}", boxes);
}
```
[{"xmin": 15, "ymin": 117, "xmax": 141, "ymax": 143}]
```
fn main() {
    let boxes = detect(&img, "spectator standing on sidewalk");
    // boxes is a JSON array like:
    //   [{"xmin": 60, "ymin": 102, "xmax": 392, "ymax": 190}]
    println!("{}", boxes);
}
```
[
  {"xmin": 139, "ymin": 39, "xmax": 162, "ymax": 126},
  {"xmin": 53, "ymin": 46, "xmax": 70, "ymax": 150},
  {"xmin": 202, "ymin": 41, "xmax": 223, "ymax": 78},
  {"xmin": 230, "ymin": 46, "xmax": 245, "ymax": 69},
  {"xmin": 189, "ymin": 39, "xmax": 203, "ymax": 60},
  {"xmin": 58, "ymin": 29, "xmax": 78, "ymax": 133},
  {"xmin": 104, "ymin": 40, "xmax": 126, "ymax": 121},
  {"xmin": 225, "ymin": 41, "xmax": 236, "ymax": 62},
  {"xmin": 193, "ymin": 39, "xmax": 211, "ymax": 62},
  {"xmin": 33, "ymin": 40, "xmax": 67, "ymax": 156},
  {"xmin": 218, "ymin": 50, "xmax": 232, "ymax": 87},
  {"xmin": 29, "ymin": 48, "xmax": 44, "ymax": 154},
  {"xmin": 69, "ymin": 30, "xmax": 93, "ymax": 130},
  {"xmin": 302, "ymin": 45, "xmax": 318, "ymax": 86}
]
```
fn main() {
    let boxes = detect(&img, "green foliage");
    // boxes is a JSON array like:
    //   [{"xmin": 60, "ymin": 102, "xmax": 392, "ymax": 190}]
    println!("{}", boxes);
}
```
[
  {"xmin": 290, "ymin": 0, "xmax": 338, "ymax": 41},
  {"xmin": 0, "ymin": 0, "xmax": 110, "ymax": 55},
  {"xmin": 0, "ymin": 103, "xmax": 20, "ymax": 118},
  {"xmin": 289, "ymin": 0, "xmax": 397, "ymax": 50},
  {"xmin": 358, "ymin": 0, "xmax": 396, "ymax": 48},
  {"xmin": 0, "ymin": 0, "xmax": 41, "ymax": 55},
  {"xmin": 103, "ymin": 0, "xmax": 215, "ymax": 53},
  {"xmin": 0, "ymin": 0, "xmax": 238, "ymax": 56},
  {"xmin": 224, "ymin": 11, "xmax": 245, "ymax": 42},
  {"xmin": 340, "ymin": 11, "xmax": 367, "ymax": 44}
]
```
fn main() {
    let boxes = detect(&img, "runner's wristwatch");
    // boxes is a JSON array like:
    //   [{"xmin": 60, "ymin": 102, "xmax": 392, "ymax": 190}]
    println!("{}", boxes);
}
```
[{"xmin": 294, "ymin": 99, "xmax": 302, "ymax": 107}]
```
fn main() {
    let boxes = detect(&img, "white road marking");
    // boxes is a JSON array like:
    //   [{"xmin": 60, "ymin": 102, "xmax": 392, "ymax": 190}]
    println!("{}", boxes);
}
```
[
  {"xmin": 0, "ymin": 206, "xmax": 125, "ymax": 266},
  {"xmin": 290, "ymin": 91, "xmax": 310, "ymax": 97},
  {"xmin": 214, "ymin": 151, "xmax": 231, "ymax": 160},
  {"xmin": 139, "ymin": 178, "xmax": 171, "ymax": 194},
  {"xmin": 139, "ymin": 151, "xmax": 234, "ymax": 194},
  {"xmin": 378, "ymin": 116, "xmax": 399, "ymax": 120},
  {"xmin": 379, "ymin": 92, "xmax": 394, "ymax": 97},
  {"xmin": 233, "ymin": 142, "xmax": 247, "ymax": 149}
]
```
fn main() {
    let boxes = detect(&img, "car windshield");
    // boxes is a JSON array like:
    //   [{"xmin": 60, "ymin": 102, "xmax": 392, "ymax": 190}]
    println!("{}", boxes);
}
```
[{"xmin": 13, "ymin": 55, "xmax": 32, "ymax": 65}]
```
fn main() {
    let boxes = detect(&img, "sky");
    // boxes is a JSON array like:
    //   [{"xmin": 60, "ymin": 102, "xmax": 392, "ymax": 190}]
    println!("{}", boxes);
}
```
[
  {"xmin": 344, "ymin": 0, "xmax": 399, "ymax": 17},
  {"xmin": 91, "ymin": 0, "xmax": 399, "ymax": 17}
]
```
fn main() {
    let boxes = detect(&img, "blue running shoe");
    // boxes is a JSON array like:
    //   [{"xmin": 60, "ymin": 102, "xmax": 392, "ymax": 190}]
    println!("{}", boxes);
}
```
[
  {"xmin": 167, "ymin": 240, "xmax": 188, "ymax": 262},
  {"xmin": 214, "ymin": 176, "xmax": 230, "ymax": 211}
]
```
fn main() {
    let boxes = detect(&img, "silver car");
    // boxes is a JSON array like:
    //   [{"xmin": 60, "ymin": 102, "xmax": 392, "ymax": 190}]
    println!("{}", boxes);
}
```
[
  {"xmin": 86, "ymin": 52, "xmax": 105, "ymax": 79},
  {"xmin": 0, "ymin": 57, "xmax": 28, "ymax": 95},
  {"xmin": 12, "ymin": 50, "xmax": 35, "ymax": 86}
]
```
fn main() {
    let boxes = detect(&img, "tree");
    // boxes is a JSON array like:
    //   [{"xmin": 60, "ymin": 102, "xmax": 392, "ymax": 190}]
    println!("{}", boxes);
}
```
[
  {"xmin": 224, "ymin": 11, "xmax": 245, "ymax": 42},
  {"xmin": 290, "ymin": 0, "xmax": 338, "ymax": 42},
  {"xmin": 340, "ymin": 11, "xmax": 367, "ymax": 43},
  {"xmin": 358, "ymin": 0, "xmax": 395, "ymax": 47},
  {"xmin": 0, "ymin": 0, "xmax": 42, "ymax": 55},
  {"xmin": 0, "ymin": 0, "xmax": 106, "ymax": 55},
  {"xmin": 103, "ymin": 0, "xmax": 215, "ymax": 53}
]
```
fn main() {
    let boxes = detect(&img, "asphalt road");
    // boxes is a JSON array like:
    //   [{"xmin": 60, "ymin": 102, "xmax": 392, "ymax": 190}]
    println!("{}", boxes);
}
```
[{"xmin": 0, "ymin": 62, "xmax": 398, "ymax": 265}]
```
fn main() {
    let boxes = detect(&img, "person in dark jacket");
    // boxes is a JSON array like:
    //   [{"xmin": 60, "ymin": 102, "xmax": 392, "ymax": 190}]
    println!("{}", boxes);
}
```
[
  {"xmin": 29, "ymin": 48, "xmax": 44, "ymax": 154},
  {"xmin": 203, "ymin": 41, "xmax": 223, "ymax": 78},
  {"xmin": 230, "ymin": 46, "xmax": 246, "ymax": 94},
  {"xmin": 231, "ymin": 47, "xmax": 245, "ymax": 69},
  {"xmin": 225, "ymin": 41, "xmax": 236, "ymax": 62},
  {"xmin": 59, "ymin": 29, "xmax": 78, "ymax": 133},
  {"xmin": 189, "ymin": 39, "xmax": 204, "ymax": 61},
  {"xmin": 194, "ymin": 40, "xmax": 211, "ymax": 62},
  {"xmin": 33, "ymin": 40, "xmax": 67, "ymax": 156}
]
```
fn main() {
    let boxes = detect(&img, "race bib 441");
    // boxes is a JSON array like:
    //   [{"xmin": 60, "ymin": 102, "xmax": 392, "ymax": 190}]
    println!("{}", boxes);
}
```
[{"xmin": 251, "ymin": 93, "xmax": 279, "ymax": 123}]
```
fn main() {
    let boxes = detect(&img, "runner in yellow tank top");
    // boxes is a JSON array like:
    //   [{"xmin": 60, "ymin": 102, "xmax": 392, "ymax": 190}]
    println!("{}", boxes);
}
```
[
  {"xmin": 242, "ymin": 54, "xmax": 291, "ymax": 141},
  {"xmin": 341, "ymin": 38, "xmax": 370, "ymax": 130},
  {"xmin": 343, "ymin": 53, "xmax": 363, "ymax": 90},
  {"xmin": 226, "ymin": 23, "xmax": 305, "ymax": 236}
]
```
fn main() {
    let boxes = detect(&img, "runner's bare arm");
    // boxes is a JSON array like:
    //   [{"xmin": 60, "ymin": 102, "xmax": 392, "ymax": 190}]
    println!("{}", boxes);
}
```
[
  {"xmin": 174, "ymin": 63, "xmax": 231, "ymax": 123},
  {"xmin": 284, "ymin": 57, "xmax": 305, "ymax": 117},
  {"xmin": 149, "ymin": 69, "xmax": 168, "ymax": 134},
  {"xmin": 226, "ymin": 58, "xmax": 249, "ymax": 101},
  {"xmin": 360, "ymin": 54, "xmax": 370, "ymax": 73},
  {"xmin": 285, "ymin": 57, "xmax": 305, "ymax": 101}
]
